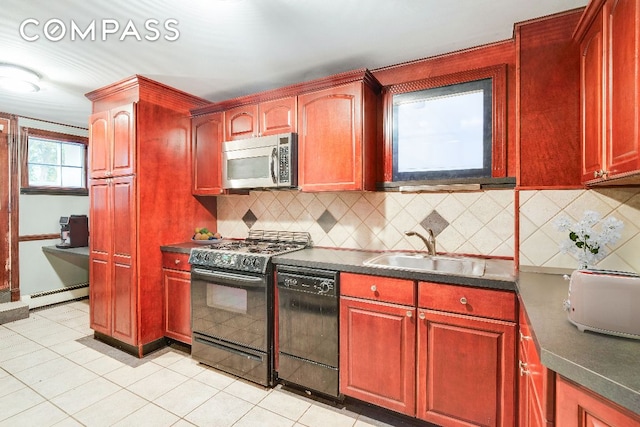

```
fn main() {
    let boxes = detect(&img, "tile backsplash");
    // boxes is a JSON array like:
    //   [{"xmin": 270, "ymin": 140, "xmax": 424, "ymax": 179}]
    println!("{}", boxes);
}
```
[
  {"xmin": 519, "ymin": 188, "xmax": 640, "ymax": 272},
  {"xmin": 217, "ymin": 190, "xmax": 515, "ymax": 257}
]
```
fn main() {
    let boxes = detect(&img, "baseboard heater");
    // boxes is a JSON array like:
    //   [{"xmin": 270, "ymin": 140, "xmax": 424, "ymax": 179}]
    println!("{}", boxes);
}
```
[{"xmin": 26, "ymin": 283, "xmax": 89, "ymax": 309}]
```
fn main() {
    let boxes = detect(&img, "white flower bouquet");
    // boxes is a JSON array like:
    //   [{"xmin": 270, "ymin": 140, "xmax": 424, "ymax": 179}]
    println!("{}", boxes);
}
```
[{"xmin": 554, "ymin": 210, "xmax": 624, "ymax": 269}]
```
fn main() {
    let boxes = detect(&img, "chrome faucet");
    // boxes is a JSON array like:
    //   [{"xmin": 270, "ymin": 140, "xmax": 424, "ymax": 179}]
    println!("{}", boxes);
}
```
[{"xmin": 405, "ymin": 229, "xmax": 437, "ymax": 256}]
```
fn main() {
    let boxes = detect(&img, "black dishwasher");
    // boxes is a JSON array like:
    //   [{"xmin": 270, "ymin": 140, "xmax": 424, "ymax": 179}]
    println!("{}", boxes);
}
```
[{"xmin": 276, "ymin": 265, "xmax": 340, "ymax": 398}]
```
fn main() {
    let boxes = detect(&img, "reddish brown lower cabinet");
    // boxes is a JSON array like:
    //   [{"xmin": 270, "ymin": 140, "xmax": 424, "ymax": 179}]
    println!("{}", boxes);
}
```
[
  {"xmin": 556, "ymin": 376, "xmax": 640, "ymax": 427},
  {"xmin": 339, "ymin": 273, "xmax": 416, "ymax": 415},
  {"xmin": 89, "ymin": 175, "xmax": 137, "ymax": 345},
  {"xmin": 518, "ymin": 302, "xmax": 554, "ymax": 427},
  {"xmin": 417, "ymin": 282, "xmax": 516, "ymax": 427},
  {"xmin": 340, "ymin": 297, "xmax": 416, "ymax": 415},
  {"xmin": 162, "ymin": 251, "xmax": 191, "ymax": 345}
]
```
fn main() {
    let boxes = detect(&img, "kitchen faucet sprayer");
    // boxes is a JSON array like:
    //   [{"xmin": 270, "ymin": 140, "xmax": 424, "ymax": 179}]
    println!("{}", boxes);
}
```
[{"xmin": 404, "ymin": 229, "xmax": 437, "ymax": 256}]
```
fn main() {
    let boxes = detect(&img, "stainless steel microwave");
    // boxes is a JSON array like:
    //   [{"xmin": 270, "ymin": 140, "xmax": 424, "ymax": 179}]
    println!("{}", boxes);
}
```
[{"xmin": 222, "ymin": 133, "xmax": 297, "ymax": 190}]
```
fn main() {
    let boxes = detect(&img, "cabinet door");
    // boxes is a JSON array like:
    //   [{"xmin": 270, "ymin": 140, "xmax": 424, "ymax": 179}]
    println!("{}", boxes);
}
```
[
  {"xmin": 259, "ymin": 97, "xmax": 296, "ymax": 136},
  {"xmin": 89, "ymin": 180, "xmax": 111, "ymax": 335},
  {"xmin": 580, "ymin": 8, "xmax": 605, "ymax": 183},
  {"xmin": 226, "ymin": 104, "xmax": 259, "ymax": 140},
  {"xmin": 110, "ymin": 175, "xmax": 137, "ymax": 345},
  {"xmin": 298, "ymin": 82, "xmax": 365, "ymax": 191},
  {"xmin": 556, "ymin": 376, "xmax": 640, "ymax": 426},
  {"xmin": 416, "ymin": 309, "xmax": 516, "ymax": 427},
  {"xmin": 606, "ymin": 0, "xmax": 640, "ymax": 177},
  {"xmin": 192, "ymin": 113, "xmax": 224, "ymax": 195},
  {"xmin": 110, "ymin": 104, "xmax": 136, "ymax": 177},
  {"xmin": 163, "ymin": 269, "xmax": 192, "ymax": 344},
  {"xmin": 89, "ymin": 111, "xmax": 110, "ymax": 179},
  {"xmin": 340, "ymin": 296, "xmax": 416, "ymax": 416}
]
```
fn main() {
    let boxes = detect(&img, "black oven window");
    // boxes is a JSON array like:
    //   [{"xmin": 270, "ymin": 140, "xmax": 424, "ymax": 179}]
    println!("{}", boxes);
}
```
[{"xmin": 207, "ymin": 284, "xmax": 247, "ymax": 314}]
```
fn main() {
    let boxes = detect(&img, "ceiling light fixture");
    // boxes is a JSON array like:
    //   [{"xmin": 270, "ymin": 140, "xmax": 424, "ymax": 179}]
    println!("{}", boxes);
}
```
[{"xmin": 0, "ymin": 64, "xmax": 41, "ymax": 93}]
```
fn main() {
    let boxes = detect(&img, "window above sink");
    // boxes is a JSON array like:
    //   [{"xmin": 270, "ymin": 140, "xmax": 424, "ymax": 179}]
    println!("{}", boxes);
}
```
[{"xmin": 381, "ymin": 64, "xmax": 513, "ymax": 190}]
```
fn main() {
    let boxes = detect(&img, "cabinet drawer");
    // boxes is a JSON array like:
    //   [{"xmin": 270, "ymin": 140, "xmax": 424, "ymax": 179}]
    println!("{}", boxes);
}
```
[
  {"xmin": 418, "ymin": 282, "xmax": 516, "ymax": 321},
  {"xmin": 341, "ymin": 272, "xmax": 415, "ymax": 306},
  {"xmin": 161, "ymin": 252, "xmax": 190, "ymax": 272}
]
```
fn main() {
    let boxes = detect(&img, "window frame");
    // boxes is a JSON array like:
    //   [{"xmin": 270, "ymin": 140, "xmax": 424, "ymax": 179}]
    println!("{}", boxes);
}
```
[
  {"xmin": 383, "ymin": 64, "xmax": 508, "ymax": 186},
  {"xmin": 20, "ymin": 127, "xmax": 89, "ymax": 196}
]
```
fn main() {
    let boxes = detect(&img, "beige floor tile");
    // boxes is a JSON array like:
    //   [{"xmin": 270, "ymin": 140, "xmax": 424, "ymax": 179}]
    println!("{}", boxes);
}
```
[
  {"xmin": 298, "ymin": 404, "xmax": 358, "ymax": 427},
  {"xmin": 153, "ymin": 378, "xmax": 219, "ymax": 417},
  {"xmin": 0, "ymin": 368, "xmax": 7, "ymax": 379},
  {"xmin": 258, "ymin": 388, "xmax": 313, "ymax": 421},
  {"xmin": 30, "ymin": 365, "xmax": 99, "ymax": 399},
  {"xmin": 12, "ymin": 356, "xmax": 77, "ymax": 386},
  {"xmin": 150, "ymin": 349, "xmax": 186, "ymax": 367},
  {"xmin": 112, "ymin": 403, "xmax": 180, "ymax": 427},
  {"xmin": 103, "ymin": 360, "xmax": 163, "ymax": 387},
  {"xmin": 74, "ymin": 389, "xmax": 147, "ymax": 427},
  {"xmin": 64, "ymin": 346, "xmax": 104, "ymax": 365},
  {"xmin": 224, "ymin": 378, "xmax": 272, "ymax": 404},
  {"xmin": 0, "ymin": 401, "xmax": 67, "ymax": 427},
  {"xmin": 171, "ymin": 419, "xmax": 197, "ymax": 427},
  {"xmin": 36, "ymin": 328, "xmax": 86, "ymax": 347},
  {"xmin": 127, "ymin": 366, "xmax": 189, "ymax": 401},
  {"xmin": 0, "ymin": 347, "xmax": 59, "ymax": 373},
  {"xmin": 0, "ymin": 337, "xmax": 44, "ymax": 365},
  {"xmin": 50, "ymin": 376, "xmax": 121, "ymax": 414},
  {"xmin": 47, "ymin": 338, "xmax": 88, "ymax": 356},
  {"xmin": 234, "ymin": 406, "xmax": 295, "ymax": 427},
  {"xmin": 0, "ymin": 387, "xmax": 45, "ymax": 422},
  {"xmin": 0, "ymin": 375, "xmax": 26, "ymax": 399},
  {"xmin": 184, "ymin": 391, "xmax": 253, "ymax": 427},
  {"xmin": 52, "ymin": 417, "xmax": 84, "ymax": 426},
  {"xmin": 0, "ymin": 326, "xmax": 18, "ymax": 339},
  {"xmin": 166, "ymin": 357, "xmax": 207, "ymax": 378},
  {"xmin": 83, "ymin": 354, "xmax": 126, "ymax": 375},
  {"xmin": 192, "ymin": 365, "xmax": 236, "ymax": 390}
]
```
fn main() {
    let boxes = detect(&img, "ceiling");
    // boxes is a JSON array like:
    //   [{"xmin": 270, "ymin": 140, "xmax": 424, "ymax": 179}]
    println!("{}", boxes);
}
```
[{"xmin": 1, "ymin": 0, "xmax": 587, "ymax": 129}]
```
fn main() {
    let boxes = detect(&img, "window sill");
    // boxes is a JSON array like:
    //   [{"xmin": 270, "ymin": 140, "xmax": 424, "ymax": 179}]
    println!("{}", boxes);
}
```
[
  {"xmin": 377, "ymin": 177, "xmax": 516, "ymax": 192},
  {"xmin": 21, "ymin": 187, "xmax": 88, "ymax": 196}
]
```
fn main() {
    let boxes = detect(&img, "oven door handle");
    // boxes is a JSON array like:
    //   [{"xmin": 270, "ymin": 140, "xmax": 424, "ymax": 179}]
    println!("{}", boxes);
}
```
[{"xmin": 192, "ymin": 268, "xmax": 265, "ymax": 285}]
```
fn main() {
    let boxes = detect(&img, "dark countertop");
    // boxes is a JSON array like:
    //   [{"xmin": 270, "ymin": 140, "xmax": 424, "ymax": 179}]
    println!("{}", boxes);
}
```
[
  {"xmin": 272, "ymin": 247, "xmax": 517, "ymax": 291},
  {"xmin": 518, "ymin": 271, "xmax": 640, "ymax": 415},
  {"xmin": 42, "ymin": 245, "xmax": 89, "ymax": 258}
]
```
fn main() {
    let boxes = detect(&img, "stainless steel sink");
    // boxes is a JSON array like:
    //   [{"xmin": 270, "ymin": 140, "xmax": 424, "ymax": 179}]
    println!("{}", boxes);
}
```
[{"xmin": 363, "ymin": 252, "xmax": 486, "ymax": 277}]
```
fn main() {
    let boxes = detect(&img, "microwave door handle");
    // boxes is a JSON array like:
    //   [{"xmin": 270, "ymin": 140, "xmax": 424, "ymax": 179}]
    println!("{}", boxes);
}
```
[{"xmin": 270, "ymin": 147, "xmax": 277, "ymax": 184}]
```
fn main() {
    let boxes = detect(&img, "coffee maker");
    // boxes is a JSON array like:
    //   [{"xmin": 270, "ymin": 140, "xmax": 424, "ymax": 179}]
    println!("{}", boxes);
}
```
[{"xmin": 56, "ymin": 215, "xmax": 89, "ymax": 249}]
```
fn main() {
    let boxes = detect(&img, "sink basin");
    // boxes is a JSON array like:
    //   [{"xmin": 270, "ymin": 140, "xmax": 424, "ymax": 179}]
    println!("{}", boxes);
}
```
[{"xmin": 363, "ymin": 253, "xmax": 486, "ymax": 277}]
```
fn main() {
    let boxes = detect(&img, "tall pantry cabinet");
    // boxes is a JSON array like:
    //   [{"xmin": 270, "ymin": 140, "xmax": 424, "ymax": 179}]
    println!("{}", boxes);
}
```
[{"xmin": 86, "ymin": 76, "xmax": 215, "ymax": 357}]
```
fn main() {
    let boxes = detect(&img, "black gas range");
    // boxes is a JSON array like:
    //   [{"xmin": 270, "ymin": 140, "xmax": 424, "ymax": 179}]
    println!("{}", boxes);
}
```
[{"xmin": 188, "ymin": 230, "xmax": 310, "ymax": 386}]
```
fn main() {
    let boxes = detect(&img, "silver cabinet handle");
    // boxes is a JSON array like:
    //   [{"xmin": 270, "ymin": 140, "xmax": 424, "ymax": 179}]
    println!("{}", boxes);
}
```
[
  {"xmin": 371, "ymin": 285, "xmax": 377, "ymax": 292},
  {"xmin": 419, "ymin": 312, "xmax": 426, "ymax": 320},
  {"xmin": 460, "ymin": 297, "xmax": 468, "ymax": 305},
  {"xmin": 519, "ymin": 360, "xmax": 530, "ymax": 376},
  {"xmin": 406, "ymin": 311, "xmax": 412, "ymax": 318},
  {"xmin": 520, "ymin": 331, "xmax": 532, "ymax": 341},
  {"xmin": 174, "ymin": 259, "xmax": 181, "ymax": 265}
]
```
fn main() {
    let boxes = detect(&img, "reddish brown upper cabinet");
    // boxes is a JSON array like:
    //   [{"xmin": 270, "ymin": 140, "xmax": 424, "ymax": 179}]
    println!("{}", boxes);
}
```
[
  {"xmin": 89, "ymin": 104, "xmax": 136, "ymax": 179},
  {"xmin": 224, "ymin": 97, "xmax": 296, "ymax": 141},
  {"xmin": 576, "ymin": 0, "xmax": 640, "ymax": 185},
  {"xmin": 192, "ymin": 112, "xmax": 224, "ymax": 195},
  {"xmin": 556, "ymin": 376, "xmax": 640, "ymax": 426},
  {"xmin": 339, "ymin": 273, "xmax": 416, "ymax": 416},
  {"xmin": 298, "ymin": 73, "xmax": 380, "ymax": 192},
  {"xmin": 518, "ymin": 302, "xmax": 555, "ymax": 427},
  {"xmin": 162, "ymin": 251, "xmax": 191, "ymax": 345},
  {"xmin": 416, "ymin": 282, "xmax": 517, "ymax": 427},
  {"xmin": 86, "ymin": 75, "xmax": 215, "ymax": 357}
]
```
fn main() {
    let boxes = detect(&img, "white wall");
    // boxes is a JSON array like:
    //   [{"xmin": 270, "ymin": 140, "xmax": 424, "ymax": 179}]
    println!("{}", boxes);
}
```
[{"xmin": 18, "ymin": 118, "xmax": 90, "ymax": 297}]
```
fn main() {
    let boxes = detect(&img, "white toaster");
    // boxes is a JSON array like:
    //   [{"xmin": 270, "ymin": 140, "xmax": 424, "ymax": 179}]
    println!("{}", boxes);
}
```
[{"xmin": 565, "ymin": 269, "xmax": 640, "ymax": 340}]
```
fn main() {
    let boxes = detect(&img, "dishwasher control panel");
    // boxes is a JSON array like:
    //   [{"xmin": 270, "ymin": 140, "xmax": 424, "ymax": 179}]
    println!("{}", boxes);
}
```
[{"xmin": 276, "ymin": 266, "xmax": 338, "ymax": 296}]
